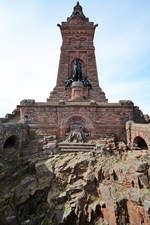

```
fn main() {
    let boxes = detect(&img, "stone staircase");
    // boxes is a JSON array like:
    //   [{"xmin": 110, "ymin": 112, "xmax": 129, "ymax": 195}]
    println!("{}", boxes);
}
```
[{"xmin": 58, "ymin": 142, "xmax": 96, "ymax": 152}]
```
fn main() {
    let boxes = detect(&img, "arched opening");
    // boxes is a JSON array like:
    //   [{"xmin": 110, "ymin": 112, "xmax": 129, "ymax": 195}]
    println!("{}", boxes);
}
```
[
  {"xmin": 3, "ymin": 135, "xmax": 19, "ymax": 149},
  {"xmin": 133, "ymin": 136, "xmax": 148, "ymax": 150}
]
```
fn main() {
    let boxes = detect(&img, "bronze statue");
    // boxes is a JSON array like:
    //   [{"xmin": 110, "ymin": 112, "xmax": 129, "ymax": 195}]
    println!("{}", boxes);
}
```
[
  {"xmin": 72, "ymin": 58, "xmax": 82, "ymax": 81},
  {"xmin": 82, "ymin": 76, "xmax": 92, "ymax": 88},
  {"xmin": 64, "ymin": 57, "xmax": 92, "ymax": 89}
]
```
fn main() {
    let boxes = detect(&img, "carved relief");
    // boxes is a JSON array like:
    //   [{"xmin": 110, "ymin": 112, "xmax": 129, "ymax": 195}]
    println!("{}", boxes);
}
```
[{"xmin": 65, "ymin": 127, "xmax": 87, "ymax": 143}]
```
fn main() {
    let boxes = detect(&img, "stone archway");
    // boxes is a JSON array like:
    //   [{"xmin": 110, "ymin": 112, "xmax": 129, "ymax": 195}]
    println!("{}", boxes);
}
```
[
  {"xmin": 133, "ymin": 136, "xmax": 148, "ymax": 150},
  {"xmin": 3, "ymin": 135, "xmax": 19, "ymax": 149}
]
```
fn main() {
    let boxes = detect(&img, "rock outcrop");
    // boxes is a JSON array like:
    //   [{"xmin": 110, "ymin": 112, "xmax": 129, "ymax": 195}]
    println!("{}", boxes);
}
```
[{"xmin": 0, "ymin": 140, "xmax": 150, "ymax": 225}]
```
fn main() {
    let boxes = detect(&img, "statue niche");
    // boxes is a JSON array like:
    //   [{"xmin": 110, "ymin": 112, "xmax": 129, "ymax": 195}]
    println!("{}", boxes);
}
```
[{"xmin": 65, "ymin": 58, "xmax": 92, "ymax": 89}]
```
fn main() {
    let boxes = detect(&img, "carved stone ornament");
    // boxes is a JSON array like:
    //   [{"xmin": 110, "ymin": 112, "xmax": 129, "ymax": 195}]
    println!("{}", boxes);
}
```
[{"xmin": 65, "ymin": 125, "xmax": 87, "ymax": 143}]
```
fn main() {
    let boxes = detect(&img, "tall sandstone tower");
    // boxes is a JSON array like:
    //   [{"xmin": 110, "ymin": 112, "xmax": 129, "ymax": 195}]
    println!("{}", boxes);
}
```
[{"xmin": 48, "ymin": 2, "xmax": 107, "ymax": 102}]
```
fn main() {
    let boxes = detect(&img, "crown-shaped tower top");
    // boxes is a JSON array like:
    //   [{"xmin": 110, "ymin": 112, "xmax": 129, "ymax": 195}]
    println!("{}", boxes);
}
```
[{"xmin": 67, "ymin": 2, "xmax": 89, "ymax": 24}]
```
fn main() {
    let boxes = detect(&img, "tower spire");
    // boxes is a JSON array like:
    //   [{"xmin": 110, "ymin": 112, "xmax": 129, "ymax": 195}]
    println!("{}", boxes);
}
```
[{"xmin": 67, "ymin": 1, "xmax": 89, "ymax": 24}]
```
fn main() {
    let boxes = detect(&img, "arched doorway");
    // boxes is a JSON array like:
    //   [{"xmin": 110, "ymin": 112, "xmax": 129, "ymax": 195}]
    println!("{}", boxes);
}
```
[
  {"xmin": 3, "ymin": 135, "xmax": 19, "ymax": 149},
  {"xmin": 133, "ymin": 136, "xmax": 148, "ymax": 150}
]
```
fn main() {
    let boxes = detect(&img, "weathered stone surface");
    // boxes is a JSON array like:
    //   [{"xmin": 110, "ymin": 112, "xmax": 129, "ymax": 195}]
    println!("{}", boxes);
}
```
[
  {"xmin": 135, "ymin": 162, "xmax": 149, "ymax": 172},
  {"xmin": 126, "ymin": 121, "xmax": 150, "ymax": 150},
  {"xmin": 43, "ymin": 142, "xmax": 58, "ymax": 155},
  {"xmin": 0, "ymin": 123, "xmax": 29, "ymax": 150},
  {"xmin": 1, "ymin": 148, "xmax": 150, "ymax": 225},
  {"xmin": 20, "ymin": 99, "xmax": 35, "ymax": 106}
]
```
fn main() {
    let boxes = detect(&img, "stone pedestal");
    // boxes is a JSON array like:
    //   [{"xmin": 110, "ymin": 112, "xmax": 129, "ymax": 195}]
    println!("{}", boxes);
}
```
[{"xmin": 71, "ymin": 81, "xmax": 84, "ymax": 100}]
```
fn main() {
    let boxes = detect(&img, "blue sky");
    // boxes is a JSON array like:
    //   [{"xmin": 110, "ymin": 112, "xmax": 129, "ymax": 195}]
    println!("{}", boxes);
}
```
[{"xmin": 0, "ymin": 0, "xmax": 150, "ymax": 117}]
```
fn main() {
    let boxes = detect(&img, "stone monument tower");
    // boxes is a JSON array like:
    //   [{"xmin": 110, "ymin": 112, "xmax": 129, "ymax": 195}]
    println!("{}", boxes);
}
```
[
  {"xmin": 0, "ymin": 2, "xmax": 147, "ymax": 151},
  {"xmin": 48, "ymin": 2, "xmax": 107, "ymax": 102},
  {"xmin": 14, "ymin": 2, "xmax": 146, "ymax": 142}
]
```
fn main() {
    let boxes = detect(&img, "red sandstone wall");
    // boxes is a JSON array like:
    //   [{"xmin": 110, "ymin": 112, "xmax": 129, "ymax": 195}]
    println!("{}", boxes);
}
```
[{"xmin": 19, "ymin": 104, "xmax": 133, "ymax": 141}]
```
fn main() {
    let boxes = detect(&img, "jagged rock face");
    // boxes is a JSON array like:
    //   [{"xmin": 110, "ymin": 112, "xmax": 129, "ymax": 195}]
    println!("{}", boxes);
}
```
[{"xmin": 0, "ymin": 147, "xmax": 150, "ymax": 225}]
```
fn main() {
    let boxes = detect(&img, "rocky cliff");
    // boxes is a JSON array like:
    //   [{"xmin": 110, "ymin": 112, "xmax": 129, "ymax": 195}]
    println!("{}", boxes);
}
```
[{"xmin": 0, "ymin": 138, "xmax": 150, "ymax": 225}]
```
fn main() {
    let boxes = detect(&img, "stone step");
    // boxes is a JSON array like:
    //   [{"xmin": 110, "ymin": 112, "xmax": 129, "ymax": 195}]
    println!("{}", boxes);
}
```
[
  {"xmin": 59, "ymin": 143, "xmax": 95, "ymax": 152},
  {"xmin": 58, "ymin": 143, "xmax": 95, "ymax": 147},
  {"xmin": 59, "ymin": 145, "xmax": 94, "ymax": 149},
  {"xmin": 61, "ymin": 148, "xmax": 95, "ymax": 152}
]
